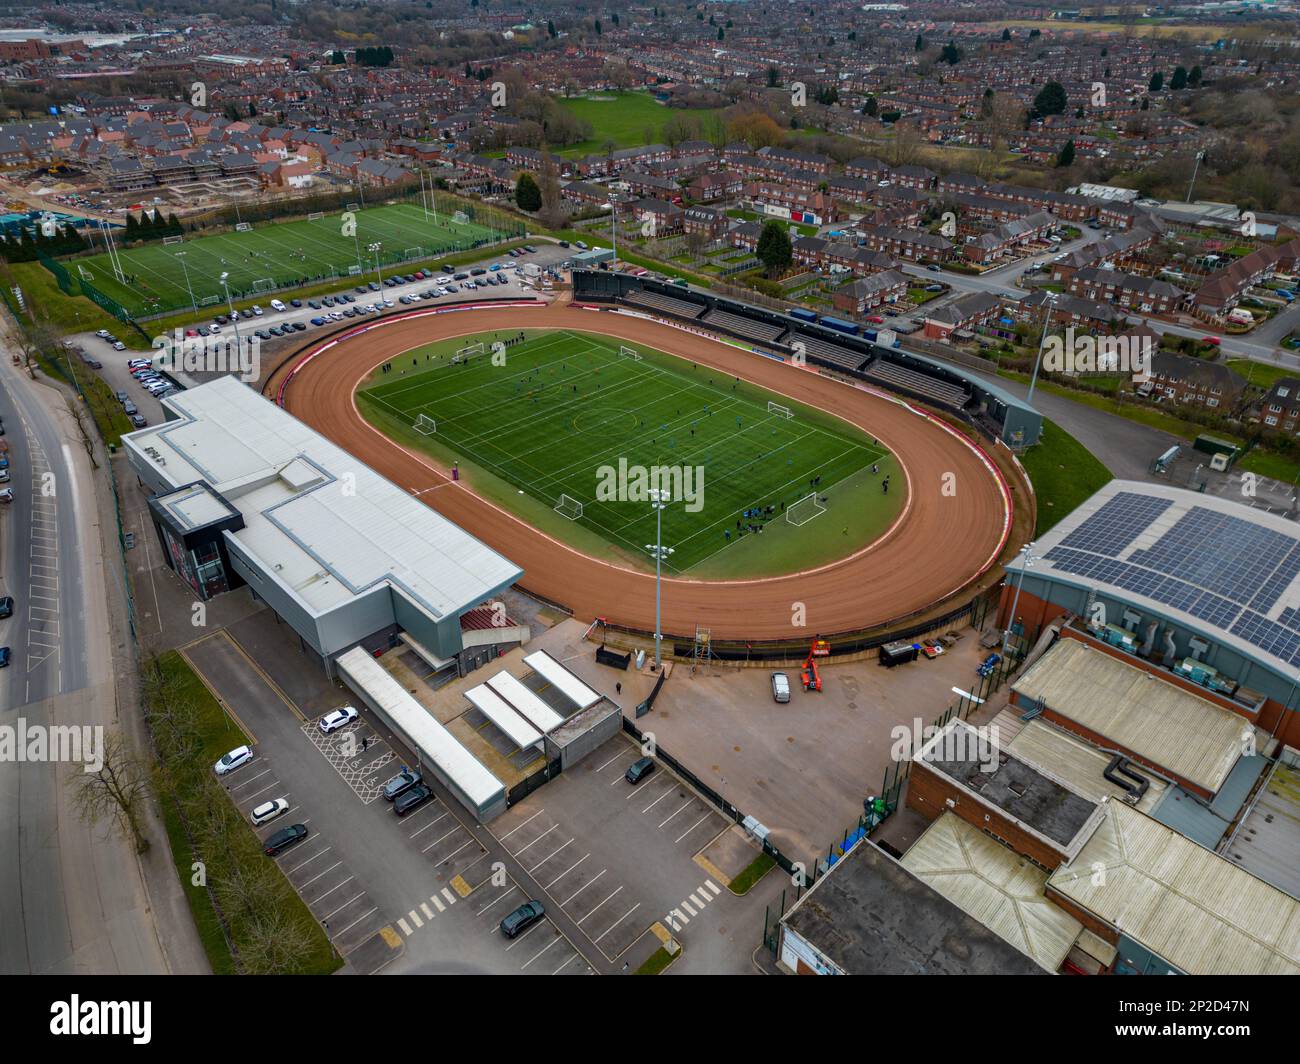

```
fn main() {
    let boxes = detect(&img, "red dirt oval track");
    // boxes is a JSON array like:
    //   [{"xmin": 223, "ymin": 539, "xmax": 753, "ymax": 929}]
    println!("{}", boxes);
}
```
[{"xmin": 269, "ymin": 301, "xmax": 1013, "ymax": 641}]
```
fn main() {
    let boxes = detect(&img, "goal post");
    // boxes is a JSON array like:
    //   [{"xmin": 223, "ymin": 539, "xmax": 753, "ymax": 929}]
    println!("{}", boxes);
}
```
[
  {"xmin": 618, "ymin": 345, "xmax": 642, "ymax": 361},
  {"xmin": 77, "ymin": 264, "xmax": 94, "ymax": 280},
  {"xmin": 402, "ymin": 245, "xmax": 425, "ymax": 262},
  {"xmin": 452, "ymin": 342, "xmax": 484, "ymax": 364},
  {"xmin": 786, "ymin": 492, "xmax": 827, "ymax": 527},
  {"xmin": 235, "ymin": 221, "xmax": 253, "ymax": 232},
  {"xmin": 554, "ymin": 494, "xmax": 583, "ymax": 520},
  {"xmin": 413, "ymin": 414, "xmax": 436, "ymax": 435},
  {"xmin": 251, "ymin": 277, "xmax": 276, "ymax": 293},
  {"xmin": 162, "ymin": 235, "xmax": 183, "ymax": 246},
  {"xmin": 306, "ymin": 211, "xmax": 326, "ymax": 222},
  {"xmin": 767, "ymin": 400, "xmax": 794, "ymax": 419}
]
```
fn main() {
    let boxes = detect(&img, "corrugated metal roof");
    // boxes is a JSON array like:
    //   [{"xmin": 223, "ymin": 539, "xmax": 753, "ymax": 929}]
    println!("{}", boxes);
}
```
[
  {"xmin": 1008, "ymin": 719, "xmax": 1166, "ymax": 814},
  {"xmin": 901, "ymin": 813, "xmax": 1082, "ymax": 973},
  {"xmin": 1013, "ymin": 638, "xmax": 1245, "ymax": 794},
  {"xmin": 1048, "ymin": 799, "xmax": 1300, "ymax": 975}
]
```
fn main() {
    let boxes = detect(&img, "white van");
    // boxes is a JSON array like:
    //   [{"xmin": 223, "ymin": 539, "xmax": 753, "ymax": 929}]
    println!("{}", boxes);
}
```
[{"xmin": 269, "ymin": 299, "xmax": 286, "ymax": 312}]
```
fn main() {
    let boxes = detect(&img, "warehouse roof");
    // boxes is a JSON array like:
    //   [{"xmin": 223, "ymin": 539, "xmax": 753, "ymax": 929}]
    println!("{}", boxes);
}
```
[
  {"xmin": 1006, "ymin": 718, "xmax": 1166, "ymax": 814},
  {"xmin": 1013, "ymin": 638, "xmax": 1245, "ymax": 794},
  {"xmin": 901, "ymin": 813, "xmax": 1082, "ymax": 973},
  {"xmin": 123, "ymin": 376, "xmax": 521, "ymax": 621},
  {"xmin": 1048, "ymin": 799, "xmax": 1300, "ymax": 975}
]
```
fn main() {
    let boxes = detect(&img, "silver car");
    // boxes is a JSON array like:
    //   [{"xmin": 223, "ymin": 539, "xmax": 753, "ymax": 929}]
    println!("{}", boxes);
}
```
[{"xmin": 771, "ymin": 671, "xmax": 791, "ymax": 703}]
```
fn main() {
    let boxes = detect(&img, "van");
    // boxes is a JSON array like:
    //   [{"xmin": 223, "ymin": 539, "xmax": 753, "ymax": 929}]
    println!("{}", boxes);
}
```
[{"xmin": 625, "ymin": 757, "xmax": 655, "ymax": 784}]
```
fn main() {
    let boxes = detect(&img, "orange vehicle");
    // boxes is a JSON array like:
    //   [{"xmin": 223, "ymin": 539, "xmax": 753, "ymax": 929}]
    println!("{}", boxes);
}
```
[{"xmin": 800, "ymin": 638, "xmax": 830, "ymax": 692}]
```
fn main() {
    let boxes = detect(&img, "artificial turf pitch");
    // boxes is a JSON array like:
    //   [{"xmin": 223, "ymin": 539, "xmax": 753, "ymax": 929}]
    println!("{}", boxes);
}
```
[
  {"xmin": 359, "ymin": 330, "xmax": 888, "ymax": 574},
  {"xmin": 73, "ymin": 202, "xmax": 502, "ymax": 318}
]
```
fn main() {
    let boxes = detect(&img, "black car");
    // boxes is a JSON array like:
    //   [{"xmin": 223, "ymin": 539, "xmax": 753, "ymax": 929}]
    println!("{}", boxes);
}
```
[
  {"xmin": 0, "ymin": 647, "xmax": 9, "ymax": 668},
  {"xmin": 500, "ymin": 900, "xmax": 545, "ymax": 938},
  {"xmin": 264, "ymin": 824, "xmax": 309, "ymax": 856},
  {"xmin": 453, "ymin": 272, "xmax": 468, "ymax": 281},
  {"xmin": 290, "ymin": 298, "xmax": 304, "ymax": 308},
  {"xmin": 626, "ymin": 757, "xmax": 656, "ymax": 784},
  {"xmin": 368, "ymin": 281, "xmax": 381, "ymax": 291},
  {"xmin": 470, "ymin": 267, "xmax": 486, "ymax": 276},
  {"xmin": 441, "ymin": 264, "xmax": 455, "ymax": 273},
  {"xmin": 0, "ymin": 596, "xmax": 13, "ymax": 619},
  {"xmin": 393, "ymin": 784, "xmax": 433, "ymax": 816},
  {"xmin": 308, "ymin": 299, "xmax": 322, "ymax": 309},
  {"xmin": 322, "ymin": 296, "xmax": 335, "ymax": 307},
  {"xmin": 382, "ymin": 769, "xmax": 422, "ymax": 801},
  {"xmin": 558, "ymin": 240, "xmax": 570, "ymax": 248},
  {"xmin": 291, "ymin": 321, "xmax": 306, "ymax": 331},
  {"xmin": 130, "ymin": 414, "xmax": 147, "ymax": 428}
]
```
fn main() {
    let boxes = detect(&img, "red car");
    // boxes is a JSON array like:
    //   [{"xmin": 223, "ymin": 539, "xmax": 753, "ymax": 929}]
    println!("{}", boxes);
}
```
[
  {"xmin": 1203, "ymin": 336, "xmax": 1221, "ymax": 345},
  {"xmin": 866, "ymin": 315, "xmax": 885, "ymax": 325}
]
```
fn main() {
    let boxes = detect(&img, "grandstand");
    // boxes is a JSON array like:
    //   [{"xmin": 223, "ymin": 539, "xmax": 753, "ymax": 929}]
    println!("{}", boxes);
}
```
[
  {"xmin": 865, "ymin": 360, "xmax": 971, "ymax": 408},
  {"xmin": 702, "ymin": 308, "xmax": 788, "ymax": 344},
  {"xmin": 796, "ymin": 333, "xmax": 872, "ymax": 373},
  {"xmin": 623, "ymin": 288, "xmax": 705, "ymax": 320}
]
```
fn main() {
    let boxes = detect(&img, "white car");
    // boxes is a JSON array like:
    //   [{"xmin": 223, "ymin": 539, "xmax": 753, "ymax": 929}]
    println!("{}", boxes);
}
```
[
  {"xmin": 251, "ymin": 305, "xmax": 264, "ymax": 316},
  {"xmin": 771, "ymin": 671, "xmax": 791, "ymax": 703},
  {"xmin": 269, "ymin": 299, "xmax": 286, "ymax": 312},
  {"xmin": 214, "ymin": 745, "xmax": 253, "ymax": 775},
  {"xmin": 111, "ymin": 341, "xmax": 126, "ymax": 351},
  {"xmin": 250, "ymin": 798, "xmax": 289, "ymax": 826},
  {"xmin": 318, "ymin": 706, "xmax": 359, "ymax": 734}
]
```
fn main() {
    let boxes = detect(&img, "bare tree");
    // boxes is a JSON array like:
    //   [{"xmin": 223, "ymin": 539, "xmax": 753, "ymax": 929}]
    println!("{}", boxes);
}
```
[
  {"xmin": 68, "ymin": 730, "xmax": 151, "ymax": 854},
  {"xmin": 240, "ymin": 909, "xmax": 321, "ymax": 975}
]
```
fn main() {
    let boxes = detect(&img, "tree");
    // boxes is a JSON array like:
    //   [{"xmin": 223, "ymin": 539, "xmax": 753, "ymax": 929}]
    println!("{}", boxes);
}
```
[
  {"xmin": 756, "ymin": 219, "xmax": 792, "ymax": 277},
  {"xmin": 766, "ymin": 66, "xmax": 780, "ymax": 88},
  {"xmin": 915, "ymin": 33, "xmax": 925, "ymax": 50},
  {"xmin": 940, "ymin": 42, "xmax": 963, "ymax": 66},
  {"xmin": 1033, "ymin": 81, "xmax": 1067, "ymax": 117},
  {"xmin": 1189, "ymin": 65, "xmax": 1202, "ymax": 87},
  {"xmin": 717, "ymin": 27, "xmax": 724, "ymax": 41},
  {"xmin": 68, "ymin": 731, "xmax": 151, "ymax": 855},
  {"xmin": 862, "ymin": 96, "xmax": 878, "ymax": 117},
  {"xmin": 1057, "ymin": 139, "xmax": 1076, "ymax": 167},
  {"xmin": 1002, "ymin": 28, "xmax": 1011, "ymax": 41},
  {"xmin": 1149, "ymin": 71, "xmax": 1164, "ymax": 92},
  {"xmin": 1170, "ymin": 66, "xmax": 1188, "ymax": 91},
  {"xmin": 547, "ymin": 19, "xmax": 556, "ymax": 38},
  {"xmin": 515, "ymin": 171, "xmax": 542, "ymax": 212}
]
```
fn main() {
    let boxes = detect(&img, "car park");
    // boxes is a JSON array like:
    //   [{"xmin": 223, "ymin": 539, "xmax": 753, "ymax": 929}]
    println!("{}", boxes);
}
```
[
  {"xmin": 393, "ymin": 784, "xmax": 433, "ymax": 816},
  {"xmin": 318, "ymin": 705, "xmax": 359, "ymax": 733},
  {"xmin": 625, "ymin": 756, "xmax": 656, "ymax": 784},
  {"xmin": 250, "ymin": 798, "xmax": 290, "ymax": 826},
  {"xmin": 263, "ymin": 824, "xmax": 308, "ymax": 856},
  {"xmin": 771, "ymin": 671, "xmax": 791, "ymax": 703},
  {"xmin": 500, "ymin": 900, "xmax": 545, "ymax": 938},
  {"xmin": 382, "ymin": 769, "xmax": 423, "ymax": 801},
  {"xmin": 214, "ymin": 745, "xmax": 253, "ymax": 776}
]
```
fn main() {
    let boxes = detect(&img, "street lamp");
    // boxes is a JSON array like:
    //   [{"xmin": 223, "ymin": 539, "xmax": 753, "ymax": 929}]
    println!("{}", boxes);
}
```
[
  {"xmin": 174, "ymin": 250, "xmax": 197, "ymax": 312},
  {"xmin": 219, "ymin": 272, "xmax": 242, "ymax": 351},
  {"xmin": 1186, "ymin": 150, "xmax": 1206, "ymax": 204},
  {"xmin": 1026, "ymin": 292, "xmax": 1058, "ymax": 405},
  {"xmin": 1002, "ymin": 541, "xmax": 1042, "ymax": 660},
  {"xmin": 368, "ymin": 241, "xmax": 384, "ymax": 288},
  {"xmin": 645, "ymin": 487, "xmax": 675, "ymax": 670},
  {"xmin": 604, "ymin": 199, "xmax": 618, "ymax": 267}
]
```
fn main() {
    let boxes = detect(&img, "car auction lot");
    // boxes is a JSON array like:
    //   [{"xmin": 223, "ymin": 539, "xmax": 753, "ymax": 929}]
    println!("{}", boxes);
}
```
[{"xmin": 487, "ymin": 734, "xmax": 733, "ymax": 963}]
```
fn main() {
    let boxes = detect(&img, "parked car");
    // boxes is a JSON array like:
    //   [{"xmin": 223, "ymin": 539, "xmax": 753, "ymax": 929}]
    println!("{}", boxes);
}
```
[
  {"xmin": 318, "ymin": 705, "xmax": 359, "ymax": 733},
  {"xmin": 771, "ymin": 671, "xmax": 791, "ymax": 703},
  {"xmin": 308, "ymin": 300, "xmax": 322, "ymax": 310},
  {"xmin": 291, "ymin": 321, "xmax": 306, "ymax": 331},
  {"xmin": 130, "ymin": 414, "xmax": 147, "ymax": 428},
  {"xmin": 500, "ymin": 900, "xmax": 545, "ymax": 938},
  {"xmin": 111, "ymin": 341, "xmax": 126, "ymax": 351},
  {"xmin": 122, "ymin": 401, "xmax": 138, "ymax": 416},
  {"xmin": 393, "ymin": 784, "xmax": 433, "ymax": 816},
  {"xmin": 0, "ymin": 488, "xmax": 11, "ymax": 504},
  {"xmin": 382, "ymin": 769, "xmax": 423, "ymax": 801},
  {"xmin": 926, "ymin": 264, "xmax": 941, "ymax": 272},
  {"xmin": 291, "ymin": 298, "xmax": 304, "ymax": 308},
  {"xmin": 251, "ymin": 305, "xmax": 264, "ymax": 316},
  {"xmin": 0, "ymin": 596, "xmax": 13, "ymax": 619},
  {"xmin": 270, "ymin": 299, "xmax": 287, "ymax": 312},
  {"xmin": 625, "ymin": 756, "xmax": 656, "ymax": 784},
  {"xmin": 214, "ymin": 745, "xmax": 253, "ymax": 776},
  {"xmin": 263, "ymin": 824, "xmax": 309, "ymax": 856},
  {"xmin": 250, "ymin": 798, "xmax": 289, "ymax": 826},
  {"xmin": 0, "ymin": 647, "xmax": 9, "ymax": 668}
]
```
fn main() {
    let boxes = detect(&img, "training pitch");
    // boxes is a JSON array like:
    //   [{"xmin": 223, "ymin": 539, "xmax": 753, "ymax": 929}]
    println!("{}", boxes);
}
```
[
  {"xmin": 72, "ymin": 202, "xmax": 504, "ymax": 318},
  {"xmin": 357, "ymin": 329, "xmax": 896, "ymax": 576}
]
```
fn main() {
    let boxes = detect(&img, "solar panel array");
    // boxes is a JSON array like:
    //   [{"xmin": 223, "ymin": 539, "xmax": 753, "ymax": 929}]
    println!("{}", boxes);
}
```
[{"xmin": 1042, "ymin": 493, "xmax": 1300, "ymax": 668}]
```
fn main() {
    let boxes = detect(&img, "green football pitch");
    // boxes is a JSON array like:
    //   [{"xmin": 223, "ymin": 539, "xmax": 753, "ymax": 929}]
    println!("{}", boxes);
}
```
[
  {"xmin": 72, "ymin": 202, "xmax": 505, "ymax": 318},
  {"xmin": 357, "ymin": 330, "xmax": 895, "ymax": 576}
]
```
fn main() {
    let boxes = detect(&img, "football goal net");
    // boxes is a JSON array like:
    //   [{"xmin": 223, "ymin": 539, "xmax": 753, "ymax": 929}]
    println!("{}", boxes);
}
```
[
  {"xmin": 346, "ymin": 202, "xmax": 360, "ymax": 212},
  {"xmin": 163, "ymin": 235, "xmax": 183, "ymax": 246},
  {"xmin": 619, "ymin": 345, "xmax": 642, "ymax": 361},
  {"xmin": 452, "ymin": 211, "xmax": 469, "ymax": 225},
  {"xmin": 251, "ymin": 278, "xmax": 276, "ymax": 293},
  {"xmin": 554, "ymin": 494, "xmax": 583, "ymax": 520},
  {"xmin": 402, "ymin": 246, "xmax": 425, "ymax": 262},
  {"xmin": 307, "ymin": 211, "xmax": 326, "ymax": 222},
  {"xmin": 235, "ymin": 222, "xmax": 253, "ymax": 232},
  {"xmin": 452, "ymin": 342, "xmax": 485, "ymax": 364},
  {"xmin": 413, "ymin": 414, "xmax": 436, "ymax": 435},
  {"xmin": 77, "ymin": 264, "xmax": 94, "ymax": 281},
  {"xmin": 767, "ymin": 400, "xmax": 794, "ymax": 419},
  {"xmin": 347, "ymin": 264, "xmax": 363, "ymax": 275},
  {"xmin": 787, "ymin": 492, "xmax": 827, "ymax": 527}
]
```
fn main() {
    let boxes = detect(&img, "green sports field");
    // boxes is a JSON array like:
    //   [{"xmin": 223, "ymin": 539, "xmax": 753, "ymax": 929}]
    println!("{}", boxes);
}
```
[
  {"xmin": 356, "ymin": 329, "xmax": 901, "ymax": 578},
  {"xmin": 72, "ymin": 202, "xmax": 508, "ymax": 318}
]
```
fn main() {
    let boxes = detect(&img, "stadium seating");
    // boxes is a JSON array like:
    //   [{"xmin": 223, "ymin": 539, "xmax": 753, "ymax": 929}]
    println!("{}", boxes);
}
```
[
  {"xmin": 865, "ymin": 360, "xmax": 971, "ymax": 408},
  {"xmin": 624, "ymin": 289, "xmax": 706, "ymax": 319},
  {"xmin": 798, "ymin": 334, "xmax": 872, "ymax": 373},
  {"xmin": 702, "ymin": 309, "xmax": 787, "ymax": 344}
]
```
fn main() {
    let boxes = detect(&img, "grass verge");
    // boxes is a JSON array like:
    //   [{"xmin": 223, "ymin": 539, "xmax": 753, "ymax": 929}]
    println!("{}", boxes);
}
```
[
  {"xmin": 1018, "ymin": 418, "xmax": 1113, "ymax": 535},
  {"xmin": 635, "ymin": 946, "xmax": 679, "ymax": 974},
  {"xmin": 728, "ymin": 852, "xmax": 777, "ymax": 896}
]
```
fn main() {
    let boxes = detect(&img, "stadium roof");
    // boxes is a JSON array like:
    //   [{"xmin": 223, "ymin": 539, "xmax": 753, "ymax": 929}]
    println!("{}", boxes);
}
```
[
  {"xmin": 1048, "ymin": 799, "xmax": 1300, "ymax": 976},
  {"xmin": 123, "ymin": 375, "xmax": 521, "ymax": 621},
  {"xmin": 1011, "ymin": 480, "xmax": 1300, "ymax": 677}
]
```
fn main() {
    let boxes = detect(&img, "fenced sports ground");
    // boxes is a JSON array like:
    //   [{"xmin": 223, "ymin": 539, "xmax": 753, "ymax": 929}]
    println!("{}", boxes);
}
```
[
  {"xmin": 61, "ymin": 200, "xmax": 519, "ymax": 319},
  {"xmin": 357, "ymin": 329, "xmax": 896, "ymax": 576}
]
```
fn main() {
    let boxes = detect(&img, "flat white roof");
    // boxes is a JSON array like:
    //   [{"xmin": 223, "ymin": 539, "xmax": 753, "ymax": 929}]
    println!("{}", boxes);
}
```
[
  {"xmin": 465, "ymin": 684, "xmax": 542, "ymax": 751},
  {"xmin": 336, "ymin": 647, "xmax": 503, "ymax": 809},
  {"xmin": 123, "ymin": 376, "xmax": 521, "ymax": 622},
  {"xmin": 158, "ymin": 483, "xmax": 236, "ymax": 529},
  {"xmin": 524, "ymin": 650, "xmax": 600, "ymax": 709},
  {"xmin": 485, "ymin": 670, "xmax": 564, "ymax": 734}
]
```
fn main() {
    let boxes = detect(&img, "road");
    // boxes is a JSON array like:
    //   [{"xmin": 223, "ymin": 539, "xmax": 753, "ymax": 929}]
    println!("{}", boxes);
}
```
[{"xmin": 0, "ymin": 343, "xmax": 169, "ymax": 974}]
